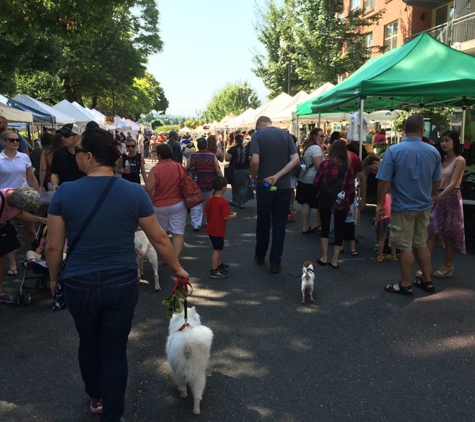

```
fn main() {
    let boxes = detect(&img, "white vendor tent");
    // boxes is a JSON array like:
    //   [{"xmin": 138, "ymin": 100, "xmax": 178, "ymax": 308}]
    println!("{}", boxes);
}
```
[
  {"xmin": 268, "ymin": 91, "xmax": 310, "ymax": 126},
  {"xmin": 179, "ymin": 126, "xmax": 193, "ymax": 133},
  {"xmin": 243, "ymin": 92, "xmax": 292, "ymax": 127},
  {"xmin": 53, "ymin": 100, "xmax": 97, "ymax": 126},
  {"xmin": 13, "ymin": 94, "xmax": 75, "ymax": 125},
  {"xmin": 0, "ymin": 101, "xmax": 33, "ymax": 123},
  {"xmin": 225, "ymin": 108, "xmax": 255, "ymax": 128}
]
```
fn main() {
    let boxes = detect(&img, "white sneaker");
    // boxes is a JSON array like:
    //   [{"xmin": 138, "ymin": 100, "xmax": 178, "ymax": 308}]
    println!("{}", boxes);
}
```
[
  {"xmin": 0, "ymin": 290, "xmax": 14, "ymax": 304},
  {"xmin": 193, "ymin": 226, "xmax": 200, "ymax": 231}
]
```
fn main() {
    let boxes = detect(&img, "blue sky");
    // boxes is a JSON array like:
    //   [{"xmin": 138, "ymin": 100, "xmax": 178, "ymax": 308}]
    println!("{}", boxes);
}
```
[{"xmin": 147, "ymin": 0, "xmax": 270, "ymax": 117}]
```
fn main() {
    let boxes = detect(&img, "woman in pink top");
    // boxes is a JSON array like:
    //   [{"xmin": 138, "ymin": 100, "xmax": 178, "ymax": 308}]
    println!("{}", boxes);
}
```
[
  {"xmin": 145, "ymin": 144, "xmax": 187, "ymax": 259},
  {"xmin": 372, "ymin": 129, "xmax": 386, "ymax": 144},
  {"xmin": 419, "ymin": 130, "xmax": 466, "ymax": 279},
  {"xmin": 0, "ymin": 187, "xmax": 41, "ymax": 303}
]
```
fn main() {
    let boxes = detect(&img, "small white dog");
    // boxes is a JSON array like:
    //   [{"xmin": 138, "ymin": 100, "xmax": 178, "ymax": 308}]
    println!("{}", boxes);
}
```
[
  {"xmin": 166, "ymin": 307, "xmax": 214, "ymax": 415},
  {"xmin": 134, "ymin": 229, "xmax": 160, "ymax": 291},
  {"xmin": 301, "ymin": 260, "xmax": 315, "ymax": 304}
]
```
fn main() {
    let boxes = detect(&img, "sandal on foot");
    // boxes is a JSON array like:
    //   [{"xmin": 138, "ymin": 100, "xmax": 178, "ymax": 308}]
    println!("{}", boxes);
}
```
[
  {"xmin": 7, "ymin": 268, "xmax": 17, "ymax": 276},
  {"xmin": 317, "ymin": 258, "xmax": 328, "ymax": 267},
  {"xmin": 412, "ymin": 279, "xmax": 435, "ymax": 293},
  {"xmin": 328, "ymin": 261, "xmax": 340, "ymax": 269},
  {"xmin": 433, "ymin": 267, "xmax": 454, "ymax": 279},
  {"xmin": 351, "ymin": 250, "xmax": 358, "ymax": 256},
  {"xmin": 384, "ymin": 282, "xmax": 413, "ymax": 295}
]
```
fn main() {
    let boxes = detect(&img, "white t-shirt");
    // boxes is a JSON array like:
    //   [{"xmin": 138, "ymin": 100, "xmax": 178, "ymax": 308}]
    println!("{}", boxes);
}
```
[
  {"xmin": 0, "ymin": 151, "xmax": 32, "ymax": 189},
  {"xmin": 299, "ymin": 144, "xmax": 324, "ymax": 184}
]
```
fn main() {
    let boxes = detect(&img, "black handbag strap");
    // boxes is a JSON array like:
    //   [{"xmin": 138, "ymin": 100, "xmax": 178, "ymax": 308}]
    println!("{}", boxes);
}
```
[
  {"xmin": 66, "ymin": 177, "xmax": 117, "ymax": 259},
  {"xmin": 0, "ymin": 191, "xmax": 6, "ymax": 220}
]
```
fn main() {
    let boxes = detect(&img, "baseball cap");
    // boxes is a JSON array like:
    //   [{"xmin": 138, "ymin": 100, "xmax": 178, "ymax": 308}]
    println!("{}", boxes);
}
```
[
  {"xmin": 85, "ymin": 121, "xmax": 99, "ymax": 130},
  {"xmin": 57, "ymin": 123, "xmax": 81, "ymax": 136}
]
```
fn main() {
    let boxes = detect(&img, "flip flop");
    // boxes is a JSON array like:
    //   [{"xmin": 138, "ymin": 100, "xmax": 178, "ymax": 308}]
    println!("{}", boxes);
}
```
[
  {"xmin": 328, "ymin": 261, "xmax": 340, "ymax": 269},
  {"xmin": 7, "ymin": 269, "xmax": 18, "ymax": 276},
  {"xmin": 317, "ymin": 258, "xmax": 328, "ymax": 267}
]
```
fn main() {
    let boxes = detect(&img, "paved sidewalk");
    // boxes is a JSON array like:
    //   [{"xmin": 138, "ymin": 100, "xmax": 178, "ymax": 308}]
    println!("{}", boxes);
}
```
[{"xmin": 1, "ymin": 169, "xmax": 475, "ymax": 421}]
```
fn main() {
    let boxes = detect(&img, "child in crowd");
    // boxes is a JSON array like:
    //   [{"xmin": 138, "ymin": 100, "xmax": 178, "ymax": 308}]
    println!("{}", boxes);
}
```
[
  {"xmin": 375, "ymin": 192, "xmax": 397, "ymax": 261},
  {"xmin": 342, "ymin": 198, "xmax": 359, "ymax": 255},
  {"xmin": 204, "ymin": 176, "xmax": 237, "ymax": 279},
  {"xmin": 26, "ymin": 226, "xmax": 67, "ymax": 265}
]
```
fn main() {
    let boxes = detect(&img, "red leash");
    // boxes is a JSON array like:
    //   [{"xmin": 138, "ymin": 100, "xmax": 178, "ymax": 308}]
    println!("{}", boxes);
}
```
[{"xmin": 172, "ymin": 277, "xmax": 193, "ymax": 331}]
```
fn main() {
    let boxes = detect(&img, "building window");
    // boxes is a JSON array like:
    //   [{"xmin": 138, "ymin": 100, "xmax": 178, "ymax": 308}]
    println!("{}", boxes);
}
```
[
  {"xmin": 384, "ymin": 21, "xmax": 399, "ymax": 51},
  {"xmin": 364, "ymin": 0, "xmax": 375, "ymax": 11},
  {"xmin": 351, "ymin": 0, "xmax": 361, "ymax": 9},
  {"xmin": 365, "ymin": 33, "xmax": 374, "ymax": 47}
]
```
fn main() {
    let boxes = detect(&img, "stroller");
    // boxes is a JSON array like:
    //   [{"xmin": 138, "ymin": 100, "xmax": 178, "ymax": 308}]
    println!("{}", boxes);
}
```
[
  {"xmin": 15, "ymin": 223, "xmax": 49, "ymax": 306},
  {"xmin": 14, "ymin": 191, "xmax": 56, "ymax": 306}
]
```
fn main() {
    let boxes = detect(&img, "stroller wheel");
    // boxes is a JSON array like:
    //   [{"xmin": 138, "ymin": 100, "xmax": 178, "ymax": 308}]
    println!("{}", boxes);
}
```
[
  {"xmin": 25, "ymin": 291, "xmax": 32, "ymax": 306},
  {"xmin": 14, "ymin": 291, "xmax": 22, "ymax": 306}
]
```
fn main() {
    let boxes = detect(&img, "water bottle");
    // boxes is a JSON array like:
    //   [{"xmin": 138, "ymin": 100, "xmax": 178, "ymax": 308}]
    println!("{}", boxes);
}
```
[
  {"xmin": 124, "ymin": 160, "xmax": 130, "ymax": 174},
  {"xmin": 330, "ymin": 191, "xmax": 345, "ymax": 213}
]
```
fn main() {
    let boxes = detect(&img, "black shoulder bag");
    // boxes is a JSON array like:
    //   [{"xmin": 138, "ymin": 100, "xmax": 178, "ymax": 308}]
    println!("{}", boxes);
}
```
[{"xmin": 0, "ymin": 191, "xmax": 22, "ymax": 257}]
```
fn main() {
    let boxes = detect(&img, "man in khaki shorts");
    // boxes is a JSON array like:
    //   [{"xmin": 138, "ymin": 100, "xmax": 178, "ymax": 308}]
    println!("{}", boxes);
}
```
[{"xmin": 376, "ymin": 115, "xmax": 441, "ymax": 295}]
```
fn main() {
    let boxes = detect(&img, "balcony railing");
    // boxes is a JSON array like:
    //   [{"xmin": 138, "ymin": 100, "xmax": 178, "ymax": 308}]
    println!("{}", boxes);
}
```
[{"xmin": 408, "ymin": 11, "xmax": 475, "ymax": 46}]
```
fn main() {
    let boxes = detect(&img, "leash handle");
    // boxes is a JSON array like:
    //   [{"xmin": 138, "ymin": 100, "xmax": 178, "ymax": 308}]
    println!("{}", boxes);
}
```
[{"xmin": 171, "ymin": 277, "xmax": 193, "ymax": 296}]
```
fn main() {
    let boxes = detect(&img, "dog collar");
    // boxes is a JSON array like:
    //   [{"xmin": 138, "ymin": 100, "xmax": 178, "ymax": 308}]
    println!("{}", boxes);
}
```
[{"xmin": 178, "ymin": 322, "xmax": 192, "ymax": 332}]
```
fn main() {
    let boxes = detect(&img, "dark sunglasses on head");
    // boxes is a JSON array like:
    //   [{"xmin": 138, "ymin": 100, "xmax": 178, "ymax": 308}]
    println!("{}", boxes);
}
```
[
  {"xmin": 126, "ymin": 144, "xmax": 136, "ymax": 148},
  {"xmin": 5, "ymin": 138, "xmax": 19, "ymax": 143},
  {"xmin": 74, "ymin": 145, "xmax": 86, "ymax": 154}
]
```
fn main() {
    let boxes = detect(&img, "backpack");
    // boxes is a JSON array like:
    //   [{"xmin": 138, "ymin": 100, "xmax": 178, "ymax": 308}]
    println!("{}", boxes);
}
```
[
  {"xmin": 291, "ymin": 156, "xmax": 313, "ymax": 179},
  {"xmin": 316, "ymin": 162, "xmax": 348, "ymax": 211}
]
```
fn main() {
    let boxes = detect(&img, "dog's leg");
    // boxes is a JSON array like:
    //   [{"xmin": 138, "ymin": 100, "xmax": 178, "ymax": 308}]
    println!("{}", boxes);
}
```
[
  {"xmin": 301, "ymin": 285, "xmax": 306, "ymax": 304},
  {"xmin": 154, "ymin": 271, "xmax": 160, "ymax": 292},
  {"xmin": 190, "ymin": 372, "xmax": 206, "ymax": 415},
  {"xmin": 173, "ymin": 372, "xmax": 188, "ymax": 398},
  {"xmin": 309, "ymin": 286, "xmax": 315, "ymax": 303}
]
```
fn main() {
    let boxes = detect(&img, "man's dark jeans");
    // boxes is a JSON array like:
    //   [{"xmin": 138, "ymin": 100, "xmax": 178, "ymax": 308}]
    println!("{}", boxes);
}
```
[
  {"xmin": 64, "ymin": 269, "xmax": 138, "ymax": 422},
  {"xmin": 255, "ymin": 185, "xmax": 291, "ymax": 265}
]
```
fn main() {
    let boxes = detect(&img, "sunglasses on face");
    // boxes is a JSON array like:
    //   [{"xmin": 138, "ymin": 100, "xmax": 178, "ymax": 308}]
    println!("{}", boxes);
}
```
[
  {"xmin": 4, "ymin": 138, "xmax": 19, "ymax": 143},
  {"xmin": 63, "ymin": 133, "xmax": 76, "ymax": 138},
  {"xmin": 126, "ymin": 145, "xmax": 136, "ymax": 148},
  {"xmin": 74, "ymin": 146, "xmax": 86, "ymax": 154}
]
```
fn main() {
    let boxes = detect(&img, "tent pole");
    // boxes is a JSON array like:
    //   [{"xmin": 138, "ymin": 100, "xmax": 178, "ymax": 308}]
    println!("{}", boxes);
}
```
[
  {"xmin": 318, "ymin": 112, "xmax": 321, "ymax": 128},
  {"xmin": 359, "ymin": 97, "xmax": 365, "ymax": 159},
  {"xmin": 461, "ymin": 107, "xmax": 467, "ymax": 146}
]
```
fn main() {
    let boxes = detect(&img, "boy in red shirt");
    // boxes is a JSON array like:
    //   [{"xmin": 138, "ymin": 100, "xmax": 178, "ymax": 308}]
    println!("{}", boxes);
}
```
[{"xmin": 204, "ymin": 176, "xmax": 237, "ymax": 278}]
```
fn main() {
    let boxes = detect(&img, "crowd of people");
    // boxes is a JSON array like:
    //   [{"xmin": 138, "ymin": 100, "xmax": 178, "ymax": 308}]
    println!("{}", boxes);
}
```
[{"xmin": 0, "ymin": 113, "xmax": 468, "ymax": 421}]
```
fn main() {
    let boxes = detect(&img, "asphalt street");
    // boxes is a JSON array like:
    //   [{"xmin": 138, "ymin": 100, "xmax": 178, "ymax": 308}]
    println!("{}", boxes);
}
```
[{"xmin": 1, "ymin": 161, "xmax": 475, "ymax": 422}]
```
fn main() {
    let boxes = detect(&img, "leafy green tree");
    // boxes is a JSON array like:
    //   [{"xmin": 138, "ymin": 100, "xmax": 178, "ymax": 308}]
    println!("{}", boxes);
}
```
[
  {"xmin": 252, "ymin": 0, "xmax": 383, "ymax": 98},
  {"xmin": 394, "ymin": 109, "xmax": 454, "ymax": 133},
  {"xmin": 184, "ymin": 119, "xmax": 200, "ymax": 129},
  {"xmin": 1, "ymin": 0, "xmax": 166, "ymax": 117},
  {"xmin": 151, "ymin": 119, "xmax": 164, "ymax": 129},
  {"xmin": 201, "ymin": 82, "xmax": 261, "ymax": 123},
  {"xmin": 94, "ymin": 72, "xmax": 168, "ymax": 120}
]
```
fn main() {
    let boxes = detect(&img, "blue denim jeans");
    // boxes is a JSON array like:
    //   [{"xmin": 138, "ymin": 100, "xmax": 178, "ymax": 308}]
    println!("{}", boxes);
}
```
[
  {"xmin": 64, "ymin": 269, "xmax": 138, "ymax": 422},
  {"xmin": 255, "ymin": 186, "xmax": 291, "ymax": 265}
]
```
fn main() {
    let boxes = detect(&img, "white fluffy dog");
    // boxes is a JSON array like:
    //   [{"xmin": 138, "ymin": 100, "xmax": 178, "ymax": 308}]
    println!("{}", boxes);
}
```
[
  {"xmin": 134, "ymin": 229, "xmax": 160, "ymax": 291},
  {"xmin": 301, "ymin": 260, "xmax": 315, "ymax": 304},
  {"xmin": 166, "ymin": 307, "xmax": 214, "ymax": 414}
]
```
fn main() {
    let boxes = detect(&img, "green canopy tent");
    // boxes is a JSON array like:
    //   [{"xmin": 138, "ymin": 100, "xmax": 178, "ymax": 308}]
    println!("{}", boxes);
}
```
[{"xmin": 297, "ymin": 33, "xmax": 475, "ymax": 155}]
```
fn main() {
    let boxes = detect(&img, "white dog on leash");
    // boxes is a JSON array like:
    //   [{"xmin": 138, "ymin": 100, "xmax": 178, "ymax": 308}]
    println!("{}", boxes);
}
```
[
  {"xmin": 166, "ymin": 307, "xmax": 214, "ymax": 414},
  {"xmin": 134, "ymin": 229, "xmax": 160, "ymax": 291},
  {"xmin": 301, "ymin": 260, "xmax": 315, "ymax": 304}
]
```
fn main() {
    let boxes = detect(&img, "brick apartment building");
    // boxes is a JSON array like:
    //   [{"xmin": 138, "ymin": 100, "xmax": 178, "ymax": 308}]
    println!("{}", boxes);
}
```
[{"xmin": 342, "ymin": 0, "xmax": 475, "ymax": 56}]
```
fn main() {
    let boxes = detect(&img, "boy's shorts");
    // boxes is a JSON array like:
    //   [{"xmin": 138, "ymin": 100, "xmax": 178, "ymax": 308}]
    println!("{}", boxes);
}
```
[
  {"xmin": 209, "ymin": 235, "xmax": 224, "ymax": 251},
  {"xmin": 389, "ymin": 209, "xmax": 431, "ymax": 251}
]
